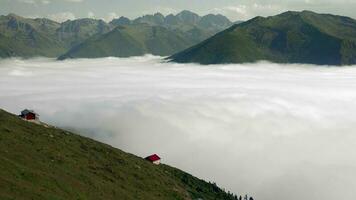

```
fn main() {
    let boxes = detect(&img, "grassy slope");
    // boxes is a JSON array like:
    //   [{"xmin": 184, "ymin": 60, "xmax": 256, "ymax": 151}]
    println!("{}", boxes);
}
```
[
  {"xmin": 170, "ymin": 11, "xmax": 356, "ymax": 65},
  {"xmin": 0, "ymin": 109, "xmax": 238, "ymax": 200},
  {"xmin": 58, "ymin": 25, "xmax": 193, "ymax": 59}
]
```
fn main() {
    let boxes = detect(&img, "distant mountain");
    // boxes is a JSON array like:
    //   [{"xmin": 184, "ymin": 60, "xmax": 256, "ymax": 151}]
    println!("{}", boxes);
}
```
[
  {"xmin": 175, "ymin": 10, "xmax": 201, "ymax": 25},
  {"xmin": 58, "ymin": 24, "xmax": 193, "ymax": 59},
  {"xmin": 0, "ymin": 108, "xmax": 240, "ymax": 199},
  {"xmin": 0, "ymin": 11, "xmax": 233, "ymax": 59},
  {"xmin": 170, "ymin": 11, "xmax": 356, "ymax": 65},
  {"xmin": 133, "ymin": 13, "xmax": 166, "ymax": 26},
  {"xmin": 59, "ymin": 11, "xmax": 233, "ymax": 59},
  {"xmin": 126, "ymin": 10, "xmax": 232, "ymax": 34},
  {"xmin": 0, "ymin": 14, "xmax": 114, "ymax": 58},
  {"xmin": 108, "ymin": 10, "xmax": 232, "ymax": 44},
  {"xmin": 110, "ymin": 16, "xmax": 131, "ymax": 26},
  {"xmin": 57, "ymin": 18, "xmax": 113, "ymax": 47},
  {"xmin": 198, "ymin": 14, "xmax": 233, "ymax": 31},
  {"xmin": 0, "ymin": 14, "xmax": 65, "ymax": 57}
]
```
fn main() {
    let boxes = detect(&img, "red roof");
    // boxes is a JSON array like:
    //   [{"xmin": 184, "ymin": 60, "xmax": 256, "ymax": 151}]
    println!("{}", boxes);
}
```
[{"xmin": 145, "ymin": 154, "xmax": 161, "ymax": 162}]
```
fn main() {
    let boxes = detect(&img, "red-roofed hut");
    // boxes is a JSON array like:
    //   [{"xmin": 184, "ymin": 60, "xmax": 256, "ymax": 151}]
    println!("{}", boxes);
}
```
[{"xmin": 145, "ymin": 154, "xmax": 161, "ymax": 165}]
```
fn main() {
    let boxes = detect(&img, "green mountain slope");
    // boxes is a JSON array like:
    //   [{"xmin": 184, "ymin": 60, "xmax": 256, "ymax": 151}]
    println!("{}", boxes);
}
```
[
  {"xmin": 57, "ymin": 18, "xmax": 113, "ymax": 48},
  {"xmin": 60, "ymin": 11, "xmax": 233, "ymax": 59},
  {"xmin": 0, "ymin": 109, "xmax": 239, "ymax": 200},
  {"xmin": 58, "ymin": 24, "xmax": 193, "ymax": 59},
  {"xmin": 170, "ymin": 11, "xmax": 356, "ymax": 65},
  {"xmin": 0, "ymin": 11, "xmax": 233, "ymax": 59},
  {"xmin": 0, "ymin": 14, "xmax": 65, "ymax": 57},
  {"xmin": 0, "ymin": 14, "xmax": 113, "ymax": 58},
  {"xmin": 198, "ymin": 14, "xmax": 233, "ymax": 32}
]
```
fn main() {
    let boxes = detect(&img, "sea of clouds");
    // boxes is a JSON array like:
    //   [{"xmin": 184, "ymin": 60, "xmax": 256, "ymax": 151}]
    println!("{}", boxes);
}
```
[{"xmin": 1, "ymin": 56, "xmax": 356, "ymax": 199}]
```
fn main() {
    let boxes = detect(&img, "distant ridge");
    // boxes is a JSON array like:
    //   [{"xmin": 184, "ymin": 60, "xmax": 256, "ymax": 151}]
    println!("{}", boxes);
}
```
[
  {"xmin": 0, "ymin": 13, "xmax": 113, "ymax": 58},
  {"xmin": 58, "ymin": 24, "xmax": 193, "ymax": 59},
  {"xmin": 59, "ymin": 11, "xmax": 233, "ymax": 59},
  {"xmin": 0, "ymin": 11, "xmax": 233, "ymax": 59},
  {"xmin": 170, "ymin": 10, "xmax": 356, "ymax": 66}
]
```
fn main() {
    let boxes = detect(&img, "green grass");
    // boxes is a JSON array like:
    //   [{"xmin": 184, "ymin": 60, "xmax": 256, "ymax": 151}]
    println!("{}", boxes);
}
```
[{"xmin": 0, "ymin": 109, "xmax": 239, "ymax": 200}]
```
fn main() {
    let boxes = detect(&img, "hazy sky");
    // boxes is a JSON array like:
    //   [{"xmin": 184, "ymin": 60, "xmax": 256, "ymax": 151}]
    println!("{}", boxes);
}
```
[{"xmin": 1, "ymin": 0, "xmax": 356, "ymax": 22}]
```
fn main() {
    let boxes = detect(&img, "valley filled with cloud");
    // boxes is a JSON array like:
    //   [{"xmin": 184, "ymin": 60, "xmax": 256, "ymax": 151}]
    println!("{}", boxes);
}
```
[{"xmin": 1, "ymin": 56, "xmax": 356, "ymax": 199}]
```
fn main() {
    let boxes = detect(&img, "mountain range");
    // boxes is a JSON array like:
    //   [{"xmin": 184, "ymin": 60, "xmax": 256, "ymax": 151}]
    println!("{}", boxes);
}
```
[
  {"xmin": 170, "ymin": 11, "xmax": 356, "ymax": 65},
  {"xmin": 0, "ymin": 11, "xmax": 233, "ymax": 59},
  {"xmin": 0, "ymin": 14, "xmax": 113, "ymax": 58},
  {"xmin": 58, "ymin": 24, "xmax": 193, "ymax": 59},
  {"xmin": 2, "ymin": 10, "xmax": 356, "ymax": 65},
  {"xmin": 60, "ymin": 11, "xmax": 233, "ymax": 59},
  {"xmin": 0, "ymin": 108, "xmax": 240, "ymax": 199}
]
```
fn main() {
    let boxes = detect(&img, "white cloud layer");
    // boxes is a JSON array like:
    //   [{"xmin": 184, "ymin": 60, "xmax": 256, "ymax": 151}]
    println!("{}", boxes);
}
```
[
  {"xmin": 212, "ymin": 3, "xmax": 285, "ymax": 21},
  {"xmin": 104, "ymin": 12, "xmax": 119, "ymax": 22},
  {"xmin": 65, "ymin": 0, "xmax": 83, "ymax": 2},
  {"xmin": 47, "ymin": 12, "xmax": 76, "ymax": 22},
  {"xmin": 87, "ymin": 11, "xmax": 95, "ymax": 18},
  {"xmin": 17, "ymin": 0, "xmax": 83, "ymax": 4},
  {"xmin": 1, "ymin": 56, "xmax": 356, "ymax": 199}
]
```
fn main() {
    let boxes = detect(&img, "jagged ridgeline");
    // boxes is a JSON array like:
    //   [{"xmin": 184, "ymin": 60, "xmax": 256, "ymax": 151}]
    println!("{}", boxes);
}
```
[
  {"xmin": 0, "ymin": 109, "xmax": 241, "ymax": 200},
  {"xmin": 0, "ymin": 11, "xmax": 233, "ymax": 59},
  {"xmin": 0, "ymin": 14, "xmax": 112, "ymax": 58},
  {"xmin": 170, "ymin": 11, "xmax": 356, "ymax": 65}
]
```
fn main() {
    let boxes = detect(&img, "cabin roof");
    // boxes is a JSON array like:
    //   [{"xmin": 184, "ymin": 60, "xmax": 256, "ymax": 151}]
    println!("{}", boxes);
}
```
[
  {"xmin": 145, "ymin": 154, "xmax": 161, "ymax": 162},
  {"xmin": 21, "ymin": 109, "xmax": 39, "ymax": 116}
]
